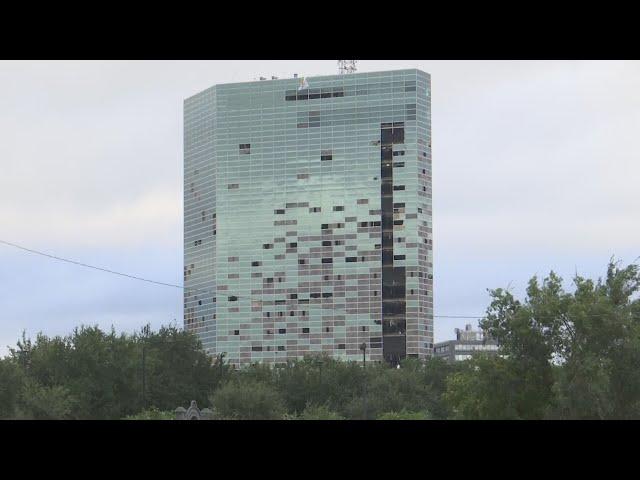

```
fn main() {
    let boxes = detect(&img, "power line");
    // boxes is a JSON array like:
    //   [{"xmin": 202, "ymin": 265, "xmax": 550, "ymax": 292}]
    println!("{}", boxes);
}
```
[
  {"xmin": 0, "ymin": 239, "xmax": 213, "ymax": 296},
  {"xmin": 0, "ymin": 239, "xmax": 183, "ymax": 289}
]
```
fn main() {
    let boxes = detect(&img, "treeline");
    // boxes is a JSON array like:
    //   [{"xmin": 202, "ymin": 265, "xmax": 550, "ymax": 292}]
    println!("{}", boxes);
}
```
[
  {"xmin": 0, "ymin": 260, "xmax": 638, "ymax": 420},
  {"xmin": 0, "ymin": 325, "xmax": 219, "ymax": 419}
]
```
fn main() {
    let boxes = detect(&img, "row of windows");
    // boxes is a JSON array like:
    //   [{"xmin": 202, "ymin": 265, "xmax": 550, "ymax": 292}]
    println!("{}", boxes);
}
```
[
  {"xmin": 285, "ymin": 81, "xmax": 419, "ymax": 102},
  {"xmin": 454, "ymin": 344, "xmax": 499, "ymax": 351},
  {"xmin": 249, "ymin": 344, "xmax": 356, "ymax": 352},
  {"xmin": 227, "ymin": 183, "xmax": 409, "ymax": 191}
]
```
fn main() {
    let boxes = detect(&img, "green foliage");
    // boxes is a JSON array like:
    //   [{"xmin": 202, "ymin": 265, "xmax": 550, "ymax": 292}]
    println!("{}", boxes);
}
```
[
  {"xmin": 124, "ymin": 407, "xmax": 174, "ymax": 420},
  {"xmin": 297, "ymin": 403, "xmax": 345, "ymax": 420},
  {"xmin": 444, "ymin": 259, "xmax": 640, "ymax": 420},
  {"xmin": 545, "ymin": 261, "xmax": 640, "ymax": 419},
  {"xmin": 210, "ymin": 379, "xmax": 286, "ymax": 420},
  {"xmin": 272, "ymin": 354, "xmax": 366, "ymax": 415},
  {"xmin": 445, "ymin": 355, "xmax": 530, "ymax": 419},
  {"xmin": 377, "ymin": 410, "xmax": 431, "ymax": 420},
  {"xmin": 0, "ymin": 358, "xmax": 23, "ymax": 419},
  {"xmin": 7, "ymin": 324, "xmax": 217, "ymax": 419},
  {"xmin": 19, "ymin": 377, "xmax": 77, "ymax": 420},
  {"xmin": 342, "ymin": 362, "xmax": 437, "ymax": 420},
  {"xmin": 137, "ymin": 324, "xmax": 216, "ymax": 411}
]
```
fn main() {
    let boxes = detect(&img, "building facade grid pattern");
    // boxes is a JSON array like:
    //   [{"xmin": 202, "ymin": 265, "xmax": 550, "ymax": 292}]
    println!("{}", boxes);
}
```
[{"xmin": 184, "ymin": 69, "xmax": 432, "ymax": 367}]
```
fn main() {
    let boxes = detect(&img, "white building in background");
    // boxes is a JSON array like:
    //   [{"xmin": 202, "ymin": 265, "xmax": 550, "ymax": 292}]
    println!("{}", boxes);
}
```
[{"xmin": 433, "ymin": 324, "xmax": 499, "ymax": 362}]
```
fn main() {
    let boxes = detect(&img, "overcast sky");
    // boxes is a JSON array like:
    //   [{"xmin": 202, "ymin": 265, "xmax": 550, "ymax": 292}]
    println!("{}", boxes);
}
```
[{"xmin": 0, "ymin": 60, "xmax": 638, "ymax": 355}]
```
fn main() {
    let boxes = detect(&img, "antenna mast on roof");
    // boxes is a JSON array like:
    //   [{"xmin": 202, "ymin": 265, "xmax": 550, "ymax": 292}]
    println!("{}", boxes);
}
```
[{"xmin": 338, "ymin": 60, "xmax": 357, "ymax": 74}]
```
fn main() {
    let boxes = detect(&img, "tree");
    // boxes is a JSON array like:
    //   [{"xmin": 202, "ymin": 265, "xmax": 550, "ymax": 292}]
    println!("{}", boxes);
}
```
[
  {"xmin": 6, "ymin": 324, "xmax": 219, "ymax": 419},
  {"xmin": 139, "ymin": 324, "xmax": 216, "ymax": 412},
  {"xmin": 273, "ymin": 354, "xmax": 366, "ymax": 415},
  {"xmin": 124, "ymin": 407, "xmax": 174, "ymax": 420},
  {"xmin": 346, "ymin": 362, "xmax": 433, "ymax": 420},
  {"xmin": 546, "ymin": 261, "xmax": 640, "ymax": 419},
  {"xmin": 445, "ymin": 355, "xmax": 526, "ymax": 419},
  {"xmin": 297, "ymin": 403, "xmax": 345, "ymax": 420},
  {"xmin": 210, "ymin": 379, "xmax": 285, "ymax": 420},
  {"xmin": 468, "ymin": 278, "xmax": 558, "ymax": 419},
  {"xmin": 0, "ymin": 358, "xmax": 23, "ymax": 419},
  {"xmin": 377, "ymin": 410, "xmax": 431, "ymax": 420},
  {"xmin": 453, "ymin": 259, "xmax": 640, "ymax": 420},
  {"xmin": 19, "ymin": 378, "xmax": 77, "ymax": 420}
]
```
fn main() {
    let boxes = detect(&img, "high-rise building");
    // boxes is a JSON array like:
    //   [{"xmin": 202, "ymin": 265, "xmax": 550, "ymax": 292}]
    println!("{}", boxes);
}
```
[{"xmin": 184, "ymin": 68, "xmax": 432, "ymax": 368}]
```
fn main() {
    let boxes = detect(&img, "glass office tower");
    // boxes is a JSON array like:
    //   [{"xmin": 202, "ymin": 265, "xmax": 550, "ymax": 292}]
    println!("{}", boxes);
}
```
[{"xmin": 184, "ymin": 69, "xmax": 432, "ymax": 367}]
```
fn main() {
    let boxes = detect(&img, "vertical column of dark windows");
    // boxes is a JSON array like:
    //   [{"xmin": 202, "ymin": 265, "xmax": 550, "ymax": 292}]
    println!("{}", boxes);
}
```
[{"xmin": 381, "ymin": 122, "xmax": 406, "ymax": 366}]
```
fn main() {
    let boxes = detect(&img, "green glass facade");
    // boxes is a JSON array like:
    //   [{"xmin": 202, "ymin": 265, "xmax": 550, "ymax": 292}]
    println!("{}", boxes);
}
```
[{"xmin": 184, "ymin": 69, "xmax": 432, "ymax": 367}]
